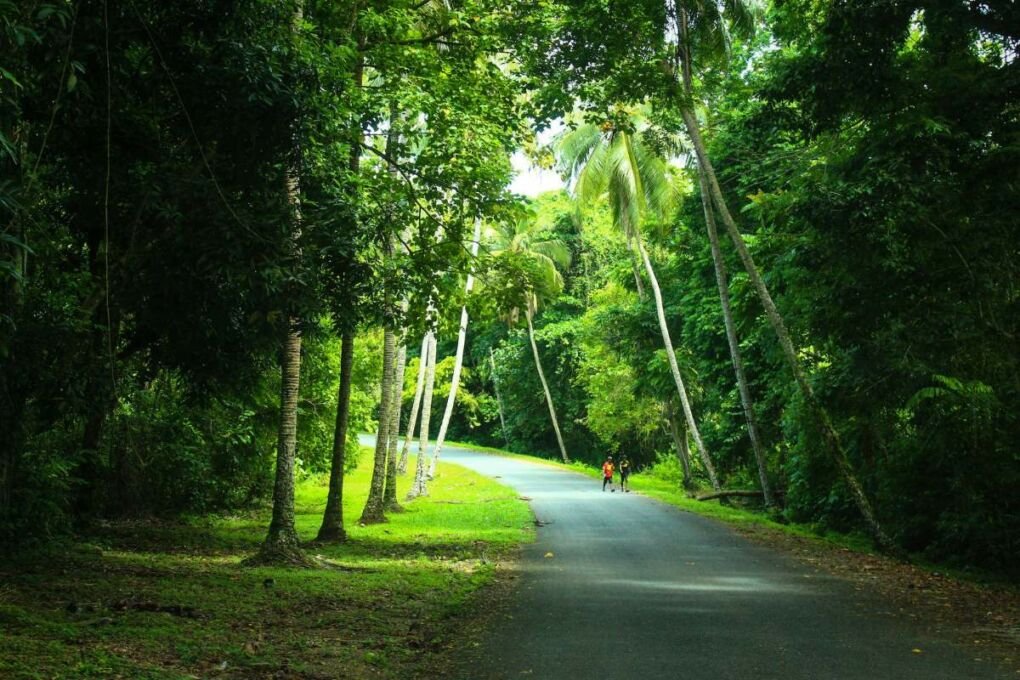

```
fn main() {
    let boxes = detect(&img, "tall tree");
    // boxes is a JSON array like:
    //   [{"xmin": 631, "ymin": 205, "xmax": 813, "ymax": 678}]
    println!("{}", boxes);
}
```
[
  {"xmin": 360, "ymin": 325, "xmax": 395, "ymax": 523},
  {"xmin": 487, "ymin": 216, "xmax": 572, "ymax": 464},
  {"xmin": 429, "ymin": 218, "xmax": 483, "ymax": 477},
  {"xmin": 557, "ymin": 117, "xmax": 719, "ymax": 489},
  {"xmin": 698, "ymin": 173, "xmax": 772, "ymax": 505},
  {"xmin": 383, "ymin": 341, "xmax": 407, "ymax": 510},
  {"xmin": 253, "ymin": 0, "xmax": 310, "ymax": 565},
  {"xmin": 398, "ymin": 333, "xmax": 429, "ymax": 474},
  {"xmin": 407, "ymin": 331, "xmax": 437, "ymax": 499},
  {"xmin": 317, "ymin": 331, "xmax": 356, "ymax": 541}
]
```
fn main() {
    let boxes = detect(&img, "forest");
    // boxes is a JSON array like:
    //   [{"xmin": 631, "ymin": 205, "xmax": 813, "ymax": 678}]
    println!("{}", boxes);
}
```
[{"xmin": 2, "ymin": 0, "xmax": 1018, "ymax": 583}]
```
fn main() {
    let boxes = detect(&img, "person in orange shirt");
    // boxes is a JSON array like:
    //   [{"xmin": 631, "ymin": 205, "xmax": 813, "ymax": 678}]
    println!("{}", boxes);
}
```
[{"xmin": 602, "ymin": 456, "xmax": 615, "ymax": 492}]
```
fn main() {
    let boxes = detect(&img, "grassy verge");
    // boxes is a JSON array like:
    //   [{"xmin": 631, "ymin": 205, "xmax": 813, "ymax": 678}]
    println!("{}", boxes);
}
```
[
  {"xmin": 0, "ymin": 450, "xmax": 533, "ymax": 679},
  {"xmin": 443, "ymin": 439, "xmax": 887, "ymax": 556}
]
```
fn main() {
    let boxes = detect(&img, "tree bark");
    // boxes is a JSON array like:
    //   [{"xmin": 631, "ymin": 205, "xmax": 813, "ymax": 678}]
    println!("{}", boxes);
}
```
[
  {"xmin": 635, "ymin": 236, "xmax": 719, "ymax": 490},
  {"xmin": 698, "ymin": 171, "xmax": 773, "ymax": 507},
  {"xmin": 665, "ymin": 402, "xmax": 696, "ymax": 491},
  {"xmin": 360, "ymin": 326, "xmax": 395, "ymax": 524},
  {"xmin": 398, "ymin": 333, "xmax": 429, "ymax": 474},
  {"xmin": 383, "ymin": 342, "xmax": 406, "ymax": 511},
  {"xmin": 679, "ymin": 102, "xmax": 897, "ymax": 554},
  {"xmin": 489, "ymin": 347, "xmax": 510, "ymax": 448},
  {"xmin": 430, "ymin": 219, "xmax": 482, "ymax": 477},
  {"xmin": 258, "ymin": 317, "xmax": 306, "ymax": 562},
  {"xmin": 407, "ymin": 332, "xmax": 436, "ymax": 499},
  {"xmin": 250, "ymin": 0, "xmax": 313, "ymax": 567},
  {"xmin": 317, "ymin": 330, "xmax": 355, "ymax": 542},
  {"xmin": 526, "ymin": 309, "xmax": 570, "ymax": 464}
]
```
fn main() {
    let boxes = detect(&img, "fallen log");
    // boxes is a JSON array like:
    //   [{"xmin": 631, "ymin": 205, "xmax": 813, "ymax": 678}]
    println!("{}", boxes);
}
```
[{"xmin": 696, "ymin": 489, "xmax": 785, "ymax": 502}]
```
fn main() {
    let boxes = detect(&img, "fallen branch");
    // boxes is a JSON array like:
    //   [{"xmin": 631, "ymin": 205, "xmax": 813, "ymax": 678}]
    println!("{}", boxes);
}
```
[{"xmin": 696, "ymin": 489, "xmax": 786, "ymax": 502}]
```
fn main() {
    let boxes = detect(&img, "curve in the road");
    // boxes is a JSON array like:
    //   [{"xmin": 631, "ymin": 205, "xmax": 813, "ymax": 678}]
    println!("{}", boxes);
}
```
[{"xmin": 429, "ymin": 443, "xmax": 1009, "ymax": 680}]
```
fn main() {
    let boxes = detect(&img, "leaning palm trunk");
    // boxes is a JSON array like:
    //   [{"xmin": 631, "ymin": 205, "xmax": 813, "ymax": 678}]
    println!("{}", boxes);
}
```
[
  {"xmin": 635, "ymin": 236, "xmax": 719, "ymax": 490},
  {"xmin": 360, "ymin": 327, "xmax": 395, "ymax": 523},
  {"xmin": 698, "ymin": 172, "xmax": 773, "ymax": 506},
  {"xmin": 317, "ymin": 330, "xmax": 355, "ymax": 541},
  {"xmin": 526, "ymin": 309, "xmax": 570, "ymax": 464},
  {"xmin": 407, "ymin": 332, "xmax": 436, "ymax": 500},
  {"xmin": 430, "ymin": 219, "xmax": 482, "ymax": 477},
  {"xmin": 664, "ymin": 402, "xmax": 696, "ymax": 492},
  {"xmin": 680, "ymin": 103, "xmax": 895, "ymax": 553},
  {"xmin": 489, "ymin": 347, "xmax": 510, "ymax": 447},
  {"xmin": 398, "ymin": 333, "xmax": 428, "ymax": 474},
  {"xmin": 383, "ymin": 343, "xmax": 407, "ymax": 511}
]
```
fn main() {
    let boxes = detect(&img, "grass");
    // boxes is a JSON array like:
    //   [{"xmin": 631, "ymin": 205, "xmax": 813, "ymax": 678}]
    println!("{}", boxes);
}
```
[
  {"xmin": 443, "ymin": 439, "xmax": 880, "ymax": 555},
  {"xmin": 0, "ymin": 449, "xmax": 533, "ymax": 679}
]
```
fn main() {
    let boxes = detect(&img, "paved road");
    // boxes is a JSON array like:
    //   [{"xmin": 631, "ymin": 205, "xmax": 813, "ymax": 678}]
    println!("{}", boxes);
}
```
[{"xmin": 417, "ymin": 443, "xmax": 1009, "ymax": 680}]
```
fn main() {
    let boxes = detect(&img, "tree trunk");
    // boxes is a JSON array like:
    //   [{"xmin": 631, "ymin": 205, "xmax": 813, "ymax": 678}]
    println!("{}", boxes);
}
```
[
  {"xmin": 430, "ymin": 219, "xmax": 481, "ymax": 477},
  {"xmin": 665, "ymin": 402, "xmax": 696, "ymax": 491},
  {"xmin": 250, "ymin": 0, "xmax": 313, "ymax": 567},
  {"xmin": 360, "ymin": 327, "xmax": 395, "ymax": 524},
  {"xmin": 383, "ymin": 342, "xmax": 406, "ymax": 511},
  {"xmin": 635, "ymin": 236, "xmax": 719, "ymax": 490},
  {"xmin": 407, "ymin": 332, "xmax": 436, "ymax": 500},
  {"xmin": 256, "ymin": 318, "xmax": 306, "ymax": 563},
  {"xmin": 526, "ymin": 309, "xmax": 570, "ymax": 464},
  {"xmin": 317, "ymin": 330, "xmax": 355, "ymax": 542},
  {"xmin": 679, "ymin": 103, "xmax": 897, "ymax": 554},
  {"xmin": 489, "ymin": 347, "xmax": 510, "ymax": 448},
  {"xmin": 698, "ymin": 171, "xmax": 773, "ymax": 507},
  {"xmin": 398, "ymin": 333, "xmax": 429, "ymax": 474}
]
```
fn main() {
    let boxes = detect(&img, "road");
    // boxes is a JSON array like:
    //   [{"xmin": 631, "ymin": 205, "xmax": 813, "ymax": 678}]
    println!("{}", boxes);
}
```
[{"xmin": 419, "ymin": 442, "xmax": 1008, "ymax": 680}]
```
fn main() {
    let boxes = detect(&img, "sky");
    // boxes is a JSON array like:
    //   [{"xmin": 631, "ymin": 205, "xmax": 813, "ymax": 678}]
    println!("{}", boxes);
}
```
[
  {"xmin": 508, "ymin": 152, "xmax": 563, "ymax": 197},
  {"xmin": 507, "ymin": 120, "xmax": 566, "ymax": 197}
]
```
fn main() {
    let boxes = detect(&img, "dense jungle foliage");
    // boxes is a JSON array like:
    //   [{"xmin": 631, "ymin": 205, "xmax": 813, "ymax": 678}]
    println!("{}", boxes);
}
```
[{"xmin": 2, "ymin": 0, "xmax": 1017, "ymax": 575}]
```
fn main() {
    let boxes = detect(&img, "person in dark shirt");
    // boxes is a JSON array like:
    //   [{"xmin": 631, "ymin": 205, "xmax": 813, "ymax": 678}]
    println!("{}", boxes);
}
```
[{"xmin": 619, "ymin": 455, "xmax": 631, "ymax": 492}]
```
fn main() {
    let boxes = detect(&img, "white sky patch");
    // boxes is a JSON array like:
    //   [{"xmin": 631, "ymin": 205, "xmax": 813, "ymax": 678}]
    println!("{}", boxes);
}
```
[
  {"xmin": 509, "ymin": 153, "xmax": 564, "ymax": 196},
  {"xmin": 509, "ymin": 119, "xmax": 566, "ymax": 197}
]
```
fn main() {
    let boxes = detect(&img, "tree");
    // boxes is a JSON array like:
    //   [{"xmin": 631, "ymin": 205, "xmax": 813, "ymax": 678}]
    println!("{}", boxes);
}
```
[
  {"xmin": 486, "ymin": 216, "xmax": 573, "ymax": 464},
  {"xmin": 407, "ymin": 331, "xmax": 437, "ymax": 500},
  {"xmin": 556, "ymin": 115, "xmax": 719, "ymax": 490},
  {"xmin": 317, "ymin": 331, "xmax": 356, "ymax": 542},
  {"xmin": 429, "ymin": 218, "xmax": 483, "ymax": 478},
  {"xmin": 698, "ymin": 173, "xmax": 772, "ymax": 505},
  {"xmin": 398, "ymin": 333, "xmax": 429, "ymax": 474}
]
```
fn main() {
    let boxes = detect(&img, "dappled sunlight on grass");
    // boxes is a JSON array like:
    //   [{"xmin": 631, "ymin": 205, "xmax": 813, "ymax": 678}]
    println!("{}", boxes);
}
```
[{"xmin": 0, "ymin": 450, "xmax": 531, "ymax": 679}]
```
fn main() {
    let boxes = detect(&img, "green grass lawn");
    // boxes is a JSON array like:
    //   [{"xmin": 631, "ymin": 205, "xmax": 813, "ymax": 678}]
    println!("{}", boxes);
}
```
[{"xmin": 0, "ymin": 450, "xmax": 533, "ymax": 679}]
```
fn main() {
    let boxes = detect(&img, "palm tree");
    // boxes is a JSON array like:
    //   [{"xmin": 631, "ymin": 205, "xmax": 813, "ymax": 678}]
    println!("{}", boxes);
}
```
[
  {"xmin": 406, "ymin": 330, "xmax": 437, "ymax": 500},
  {"xmin": 359, "ymin": 325, "xmax": 395, "ymax": 524},
  {"xmin": 698, "ymin": 173, "xmax": 773, "ymax": 506},
  {"xmin": 382, "ymin": 341, "xmax": 407, "ymax": 511},
  {"xmin": 253, "ymin": 0, "xmax": 310, "ymax": 565},
  {"xmin": 398, "ymin": 332, "xmax": 429, "ymax": 474},
  {"xmin": 317, "ymin": 330, "xmax": 356, "ymax": 541},
  {"xmin": 670, "ymin": 0, "xmax": 892, "ymax": 548},
  {"xmin": 556, "ymin": 114, "xmax": 719, "ymax": 490},
  {"xmin": 429, "ymin": 218, "xmax": 483, "ymax": 478},
  {"xmin": 487, "ymin": 215, "xmax": 572, "ymax": 464}
]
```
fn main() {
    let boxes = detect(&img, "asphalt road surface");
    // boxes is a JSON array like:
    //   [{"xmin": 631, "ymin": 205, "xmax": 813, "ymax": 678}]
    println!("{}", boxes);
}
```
[{"xmin": 419, "ymin": 442, "xmax": 1009, "ymax": 680}]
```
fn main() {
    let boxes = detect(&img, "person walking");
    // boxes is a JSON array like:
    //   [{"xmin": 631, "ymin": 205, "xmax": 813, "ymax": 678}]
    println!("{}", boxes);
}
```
[
  {"xmin": 602, "ymin": 456, "xmax": 615, "ymax": 492},
  {"xmin": 619, "ymin": 455, "xmax": 631, "ymax": 493}
]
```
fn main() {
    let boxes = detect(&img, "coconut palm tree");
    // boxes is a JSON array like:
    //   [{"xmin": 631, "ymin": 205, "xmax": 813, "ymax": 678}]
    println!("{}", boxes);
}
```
[
  {"xmin": 670, "ymin": 0, "xmax": 891, "ymax": 546},
  {"xmin": 406, "ymin": 330, "xmax": 437, "ymax": 500},
  {"xmin": 398, "ymin": 332, "xmax": 429, "ymax": 474},
  {"xmin": 429, "ymin": 218, "xmax": 483, "ymax": 478},
  {"xmin": 486, "ymin": 215, "xmax": 572, "ymax": 464},
  {"xmin": 556, "ymin": 113, "xmax": 719, "ymax": 490}
]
